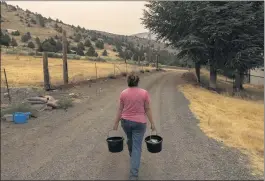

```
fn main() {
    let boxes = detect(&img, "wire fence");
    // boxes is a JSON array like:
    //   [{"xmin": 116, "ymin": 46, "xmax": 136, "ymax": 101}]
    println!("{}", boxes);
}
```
[{"xmin": 1, "ymin": 54, "xmax": 154, "ymax": 89}]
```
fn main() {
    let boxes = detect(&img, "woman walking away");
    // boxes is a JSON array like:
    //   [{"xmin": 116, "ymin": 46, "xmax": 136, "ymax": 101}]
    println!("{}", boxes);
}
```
[{"xmin": 113, "ymin": 73, "xmax": 156, "ymax": 180}]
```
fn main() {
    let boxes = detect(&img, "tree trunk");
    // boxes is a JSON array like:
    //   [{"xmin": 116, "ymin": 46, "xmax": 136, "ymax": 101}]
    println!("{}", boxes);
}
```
[
  {"xmin": 240, "ymin": 71, "xmax": 245, "ymax": 90},
  {"xmin": 234, "ymin": 70, "xmax": 245, "ymax": 91},
  {"xmin": 195, "ymin": 62, "xmax": 201, "ymax": 83},
  {"xmin": 209, "ymin": 65, "xmax": 217, "ymax": 90},
  {"xmin": 234, "ymin": 69, "xmax": 242, "ymax": 92},
  {"xmin": 156, "ymin": 54, "xmax": 159, "ymax": 69}
]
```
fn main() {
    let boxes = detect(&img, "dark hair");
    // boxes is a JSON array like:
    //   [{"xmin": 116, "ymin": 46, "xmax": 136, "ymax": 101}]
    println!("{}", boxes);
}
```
[{"xmin": 127, "ymin": 73, "xmax": 139, "ymax": 87}]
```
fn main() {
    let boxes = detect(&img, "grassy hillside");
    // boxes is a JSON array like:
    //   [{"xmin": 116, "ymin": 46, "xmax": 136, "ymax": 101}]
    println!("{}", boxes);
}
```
[{"xmin": 0, "ymin": 2, "xmax": 178, "ymax": 63}]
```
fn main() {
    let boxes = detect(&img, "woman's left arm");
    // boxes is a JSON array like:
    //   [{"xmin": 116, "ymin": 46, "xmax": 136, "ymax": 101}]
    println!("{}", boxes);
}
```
[{"xmin": 113, "ymin": 96, "xmax": 124, "ymax": 130}]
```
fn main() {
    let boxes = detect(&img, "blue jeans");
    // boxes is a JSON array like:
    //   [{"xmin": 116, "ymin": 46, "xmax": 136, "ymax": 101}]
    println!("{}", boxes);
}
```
[{"xmin": 121, "ymin": 119, "xmax": 146, "ymax": 180}]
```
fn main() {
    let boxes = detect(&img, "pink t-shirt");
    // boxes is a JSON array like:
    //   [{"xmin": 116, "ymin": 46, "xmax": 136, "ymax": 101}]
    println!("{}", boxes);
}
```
[{"xmin": 119, "ymin": 87, "xmax": 150, "ymax": 124}]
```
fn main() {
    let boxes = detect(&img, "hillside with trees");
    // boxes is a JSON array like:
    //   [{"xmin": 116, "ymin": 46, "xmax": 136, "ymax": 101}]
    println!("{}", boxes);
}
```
[{"xmin": 0, "ymin": 1, "xmax": 179, "ymax": 66}]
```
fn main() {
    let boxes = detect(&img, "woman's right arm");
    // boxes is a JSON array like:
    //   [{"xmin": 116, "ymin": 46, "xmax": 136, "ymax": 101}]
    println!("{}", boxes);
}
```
[{"xmin": 144, "ymin": 92, "xmax": 156, "ymax": 131}]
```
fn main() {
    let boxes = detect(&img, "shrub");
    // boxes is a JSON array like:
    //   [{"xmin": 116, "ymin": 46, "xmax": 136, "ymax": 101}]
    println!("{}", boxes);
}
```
[
  {"xmin": 85, "ymin": 46, "xmax": 97, "ymax": 57},
  {"xmin": 95, "ymin": 40, "xmax": 104, "ymax": 49},
  {"xmin": 113, "ymin": 48, "xmax": 117, "ymax": 52},
  {"xmin": 35, "ymin": 37, "xmax": 42, "ymax": 51},
  {"xmin": 42, "ymin": 41, "xmax": 55, "ymax": 52},
  {"xmin": 5, "ymin": 49, "xmax": 17, "ymax": 54},
  {"xmin": 30, "ymin": 18, "xmax": 37, "ymax": 24},
  {"xmin": 1, "ymin": 103, "xmax": 38, "ymax": 118},
  {"xmin": 95, "ymin": 56, "xmax": 106, "ymax": 62},
  {"xmin": 77, "ymin": 42, "xmax": 85, "ymax": 50},
  {"xmin": 57, "ymin": 97, "xmax": 73, "ymax": 110},
  {"xmin": 36, "ymin": 14, "xmax": 45, "ymax": 27},
  {"xmin": 21, "ymin": 32, "xmax": 31, "ymax": 42},
  {"xmin": 36, "ymin": 52, "xmax": 43, "ymax": 56},
  {"xmin": 10, "ymin": 37, "xmax": 18, "ymax": 47},
  {"xmin": 102, "ymin": 49, "xmax": 108, "ymax": 56},
  {"xmin": 28, "ymin": 52, "xmax": 35, "ymax": 56},
  {"xmin": 74, "ymin": 33, "xmax": 82, "ymax": 42},
  {"xmin": 140, "ymin": 70, "xmax": 145, "ymax": 73},
  {"xmin": 145, "ymin": 69, "xmax": 150, "ymax": 72},
  {"xmin": 11, "ymin": 30, "xmax": 20, "ymax": 36},
  {"xmin": 91, "ymin": 35, "xmax": 97, "ymax": 41},
  {"xmin": 84, "ymin": 39, "xmax": 92, "ymax": 47},
  {"xmin": 27, "ymin": 41, "xmax": 35, "ymax": 49},
  {"xmin": 76, "ymin": 50, "xmax": 84, "ymax": 56},
  {"xmin": 56, "ymin": 26, "xmax": 63, "ymax": 33},
  {"xmin": 8, "ymin": 5, "xmax": 17, "ymax": 11},
  {"xmin": 76, "ymin": 42, "xmax": 85, "ymax": 56},
  {"xmin": 46, "ymin": 52, "xmax": 62, "ymax": 58},
  {"xmin": 67, "ymin": 54, "xmax": 81, "ymax": 60},
  {"xmin": 0, "ymin": 33, "xmax": 11, "ymax": 46},
  {"xmin": 121, "ymin": 72, "xmax": 127, "ymax": 77},
  {"xmin": 55, "ymin": 40, "xmax": 63, "ymax": 52},
  {"xmin": 108, "ymin": 73, "xmax": 116, "ymax": 79},
  {"xmin": 54, "ymin": 23, "xmax": 58, "ymax": 29}
]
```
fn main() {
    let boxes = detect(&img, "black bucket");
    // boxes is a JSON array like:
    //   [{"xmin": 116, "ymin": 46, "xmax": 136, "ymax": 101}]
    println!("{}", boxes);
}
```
[
  {"xmin": 145, "ymin": 132, "xmax": 163, "ymax": 153},
  {"xmin": 106, "ymin": 131, "xmax": 124, "ymax": 153}
]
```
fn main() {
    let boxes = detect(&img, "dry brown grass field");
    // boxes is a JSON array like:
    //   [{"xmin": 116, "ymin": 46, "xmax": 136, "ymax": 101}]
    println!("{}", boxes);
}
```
[
  {"xmin": 180, "ymin": 71, "xmax": 264, "ymax": 176},
  {"xmin": 1, "ymin": 54, "xmax": 151, "ymax": 87}
]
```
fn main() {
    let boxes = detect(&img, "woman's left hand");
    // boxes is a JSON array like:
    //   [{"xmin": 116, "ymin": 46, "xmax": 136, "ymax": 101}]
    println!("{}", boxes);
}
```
[{"xmin": 113, "ymin": 122, "xmax": 119, "ymax": 130}]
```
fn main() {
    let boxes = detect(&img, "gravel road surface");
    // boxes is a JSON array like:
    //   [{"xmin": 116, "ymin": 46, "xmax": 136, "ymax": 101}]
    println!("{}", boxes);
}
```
[{"xmin": 1, "ymin": 71, "xmax": 258, "ymax": 180}]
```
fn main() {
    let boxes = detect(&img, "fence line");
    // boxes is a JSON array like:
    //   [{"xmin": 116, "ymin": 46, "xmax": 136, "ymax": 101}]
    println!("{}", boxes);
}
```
[{"xmin": 1, "ymin": 56, "xmax": 154, "ymax": 88}]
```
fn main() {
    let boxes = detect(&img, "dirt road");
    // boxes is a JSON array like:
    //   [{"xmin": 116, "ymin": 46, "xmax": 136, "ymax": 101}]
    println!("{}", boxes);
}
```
[{"xmin": 1, "ymin": 71, "xmax": 258, "ymax": 180}]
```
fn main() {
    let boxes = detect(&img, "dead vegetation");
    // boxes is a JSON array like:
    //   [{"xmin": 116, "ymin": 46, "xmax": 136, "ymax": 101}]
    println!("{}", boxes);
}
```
[
  {"xmin": 1, "ymin": 54, "xmax": 148, "ymax": 87},
  {"xmin": 1, "ymin": 95, "xmax": 74, "ymax": 122},
  {"xmin": 181, "ymin": 71, "xmax": 198, "ymax": 83},
  {"xmin": 180, "ymin": 71, "xmax": 264, "ymax": 176},
  {"xmin": 57, "ymin": 97, "xmax": 73, "ymax": 110},
  {"xmin": 107, "ymin": 73, "xmax": 116, "ymax": 79},
  {"xmin": 1, "ymin": 102, "xmax": 38, "ymax": 118}
]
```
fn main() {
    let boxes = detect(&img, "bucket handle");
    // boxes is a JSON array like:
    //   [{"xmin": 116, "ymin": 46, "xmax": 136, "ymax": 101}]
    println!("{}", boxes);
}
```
[
  {"xmin": 150, "ymin": 130, "xmax": 157, "ymax": 140},
  {"xmin": 108, "ymin": 130, "xmax": 119, "ymax": 138}
]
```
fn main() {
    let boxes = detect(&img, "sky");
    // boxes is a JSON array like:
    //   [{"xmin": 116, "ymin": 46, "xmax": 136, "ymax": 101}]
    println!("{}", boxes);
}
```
[{"xmin": 8, "ymin": 1, "xmax": 148, "ymax": 35}]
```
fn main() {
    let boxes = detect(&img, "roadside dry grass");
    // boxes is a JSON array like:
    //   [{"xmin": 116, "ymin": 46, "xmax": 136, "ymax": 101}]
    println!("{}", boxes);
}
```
[
  {"xmin": 179, "ymin": 72, "xmax": 264, "ymax": 176},
  {"xmin": 1, "ymin": 54, "xmax": 146, "ymax": 87}
]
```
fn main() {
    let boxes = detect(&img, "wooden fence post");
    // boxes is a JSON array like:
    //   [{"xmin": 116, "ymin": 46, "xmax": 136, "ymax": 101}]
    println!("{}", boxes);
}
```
[
  {"xmin": 43, "ymin": 52, "xmax": 51, "ymax": 91},
  {"xmin": 95, "ymin": 63, "xmax": 98, "ymax": 79},
  {"xmin": 3, "ymin": 68, "xmax": 11, "ymax": 103},
  {"xmin": 62, "ymin": 30, "xmax": 69, "ymax": 84}
]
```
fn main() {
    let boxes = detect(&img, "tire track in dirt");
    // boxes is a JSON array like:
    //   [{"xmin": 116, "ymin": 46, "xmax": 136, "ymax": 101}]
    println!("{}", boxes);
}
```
[
  {"xmin": 1, "ymin": 72, "xmax": 166, "ymax": 180},
  {"xmin": 1, "ymin": 71, "xmax": 257, "ymax": 180}
]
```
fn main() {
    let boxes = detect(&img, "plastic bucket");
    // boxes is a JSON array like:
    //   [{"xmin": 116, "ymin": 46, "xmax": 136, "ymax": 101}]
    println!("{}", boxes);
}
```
[
  {"xmin": 145, "ymin": 131, "xmax": 163, "ymax": 153},
  {"xmin": 13, "ymin": 112, "xmax": 30, "ymax": 124},
  {"xmin": 106, "ymin": 130, "xmax": 124, "ymax": 153}
]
